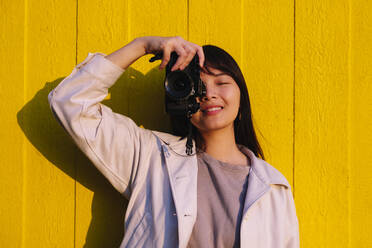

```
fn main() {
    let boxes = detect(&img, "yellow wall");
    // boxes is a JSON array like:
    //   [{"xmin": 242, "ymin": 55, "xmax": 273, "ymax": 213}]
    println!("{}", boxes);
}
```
[{"xmin": 1, "ymin": 0, "xmax": 371, "ymax": 247}]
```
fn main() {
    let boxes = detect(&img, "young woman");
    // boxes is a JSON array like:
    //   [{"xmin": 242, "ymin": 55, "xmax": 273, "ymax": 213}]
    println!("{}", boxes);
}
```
[{"xmin": 48, "ymin": 36, "xmax": 299, "ymax": 248}]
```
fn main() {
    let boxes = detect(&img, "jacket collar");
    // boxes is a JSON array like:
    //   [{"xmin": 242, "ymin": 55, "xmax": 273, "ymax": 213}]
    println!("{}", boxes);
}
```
[
  {"xmin": 152, "ymin": 131, "xmax": 290, "ymax": 189},
  {"xmin": 238, "ymin": 146, "xmax": 290, "ymax": 214},
  {"xmin": 152, "ymin": 131, "xmax": 192, "ymax": 156},
  {"xmin": 239, "ymin": 146, "xmax": 290, "ymax": 188}
]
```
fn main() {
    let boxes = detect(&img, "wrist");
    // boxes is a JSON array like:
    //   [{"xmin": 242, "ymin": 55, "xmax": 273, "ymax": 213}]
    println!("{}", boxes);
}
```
[
  {"xmin": 105, "ymin": 37, "xmax": 147, "ymax": 70},
  {"xmin": 132, "ymin": 37, "xmax": 148, "ymax": 56}
]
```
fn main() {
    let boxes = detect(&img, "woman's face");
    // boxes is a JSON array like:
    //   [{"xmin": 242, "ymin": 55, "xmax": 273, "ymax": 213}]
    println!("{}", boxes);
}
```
[{"xmin": 191, "ymin": 67, "xmax": 241, "ymax": 134}]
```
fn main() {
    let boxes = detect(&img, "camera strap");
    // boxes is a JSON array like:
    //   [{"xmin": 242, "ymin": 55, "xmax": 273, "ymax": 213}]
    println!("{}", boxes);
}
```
[
  {"xmin": 186, "ymin": 120, "xmax": 193, "ymax": 155},
  {"xmin": 186, "ymin": 112, "xmax": 193, "ymax": 156}
]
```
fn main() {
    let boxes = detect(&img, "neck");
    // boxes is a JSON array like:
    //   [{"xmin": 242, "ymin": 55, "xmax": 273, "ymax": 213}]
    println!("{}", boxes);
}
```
[{"xmin": 199, "ymin": 127, "xmax": 248, "ymax": 165}]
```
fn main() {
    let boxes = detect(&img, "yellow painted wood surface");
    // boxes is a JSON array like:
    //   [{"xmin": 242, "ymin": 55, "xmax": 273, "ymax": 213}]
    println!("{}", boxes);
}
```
[
  {"xmin": 1, "ymin": 0, "xmax": 371, "ymax": 247},
  {"xmin": 296, "ymin": 1, "xmax": 350, "ymax": 246},
  {"xmin": 241, "ymin": 0, "xmax": 294, "ymax": 189},
  {"xmin": 21, "ymin": 0, "xmax": 77, "ymax": 247},
  {"xmin": 350, "ymin": 1, "xmax": 372, "ymax": 247},
  {"xmin": 0, "ymin": 1, "xmax": 24, "ymax": 247}
]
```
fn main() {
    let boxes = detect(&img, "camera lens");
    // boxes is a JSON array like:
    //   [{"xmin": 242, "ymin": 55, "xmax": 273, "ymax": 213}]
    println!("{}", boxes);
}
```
[
  {"xmin": 173, "ymin": 80, "xmax": 186, "ymax": 91},
  {"xmin": 164, "ymin": 71, "xmax": 193, "ymax": 100}
]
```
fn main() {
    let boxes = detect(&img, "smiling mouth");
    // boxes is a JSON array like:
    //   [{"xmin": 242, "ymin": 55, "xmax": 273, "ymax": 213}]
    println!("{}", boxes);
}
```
[{"xmin": 201, "ymin": 106, "xmax": 223, "ymax": 113}]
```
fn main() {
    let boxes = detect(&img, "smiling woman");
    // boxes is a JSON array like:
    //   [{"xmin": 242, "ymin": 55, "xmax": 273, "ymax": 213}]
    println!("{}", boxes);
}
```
[
  {"xmin": 172, "ymin": 44, "xmax": 264, "ymax": 166},
  {"xmin": 48, "ymin": 36, "xmax": 299, "ymax": 248}
]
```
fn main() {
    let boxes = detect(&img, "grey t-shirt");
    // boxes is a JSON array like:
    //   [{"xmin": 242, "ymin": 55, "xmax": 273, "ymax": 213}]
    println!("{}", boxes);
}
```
[{"xmin": 187, "ymin": 150, "xmax": 251, "ymax": 248}]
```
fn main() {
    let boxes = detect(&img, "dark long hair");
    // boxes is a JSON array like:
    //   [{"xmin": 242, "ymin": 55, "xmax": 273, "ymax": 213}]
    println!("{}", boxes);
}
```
[{"xmin": 169, "ymin": 45, "xmax": 265, "ymax": 160}]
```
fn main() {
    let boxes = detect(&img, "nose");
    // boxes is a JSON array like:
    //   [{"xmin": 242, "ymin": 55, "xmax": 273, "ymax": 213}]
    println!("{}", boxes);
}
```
[{"xmin": 201, "ymin": 82, "xmax": 216, "ymax": 101}]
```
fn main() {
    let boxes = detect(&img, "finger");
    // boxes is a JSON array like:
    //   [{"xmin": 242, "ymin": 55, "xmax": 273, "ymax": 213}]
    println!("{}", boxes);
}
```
[
  {"xmin": 171, "ymin": 46, "xmax": 187, "ymax": 71},
  {"xmin": 194, "ymin": 45, "xmax": 205, "ymax": 68},
  {"xmin": 159, "ymin": 45, "xmax": 171, "ymax": 70},
  {"xmin": 179, "ymin": 45, "xmax": 197, "ymax": 70}
]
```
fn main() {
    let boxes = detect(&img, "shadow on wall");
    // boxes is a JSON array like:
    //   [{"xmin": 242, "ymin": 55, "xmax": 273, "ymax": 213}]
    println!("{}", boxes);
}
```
[{"xmin": 17, "ymin": 66, "xmax": 171, "ymax": 248}]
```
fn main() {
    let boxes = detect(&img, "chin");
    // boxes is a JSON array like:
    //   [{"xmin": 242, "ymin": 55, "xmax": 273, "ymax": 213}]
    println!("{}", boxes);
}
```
[{"xmin": 196, "ymin": 122, "xmax": 233, "ymax": 133}]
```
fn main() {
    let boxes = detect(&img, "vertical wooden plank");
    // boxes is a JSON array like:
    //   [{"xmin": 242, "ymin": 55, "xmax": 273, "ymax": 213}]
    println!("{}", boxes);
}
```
[
  {"xmin": 295, "ymin": 0, "xmax": 349, "ymax": 247},
  {"xmin": 350, "ymin": 0, "xmax": 372, "ymax": 247},
  {"xmin": 76, "ymin": 1, "xmax": 129, "ymax": 247},
  {"xmin": 129, "ymin": 0, "xmax": 188, "ymax": 39},
  {"xmin": 241, "ymin": 0, "xmax": 294, "ymax": 187},
  {"xmin": 189, "ymin": 0, "xmax": 241, "ymax": 64},
  {"xmin": 22, "ymin": 0, "xmax": 76, "ymax": 246},
  {"xmin": 0, "ymin": 1, "xmax": 24, "ymax": 247},
  {"xmin": 128, "ymin": 0, "xmax": 188, "ymax": 132}
]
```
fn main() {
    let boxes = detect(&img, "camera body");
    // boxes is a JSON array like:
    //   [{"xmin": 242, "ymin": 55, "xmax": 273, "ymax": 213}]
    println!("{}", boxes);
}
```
[{"xmin": 164, "ymin": 52, "xmax": 206, "ymax": 117}]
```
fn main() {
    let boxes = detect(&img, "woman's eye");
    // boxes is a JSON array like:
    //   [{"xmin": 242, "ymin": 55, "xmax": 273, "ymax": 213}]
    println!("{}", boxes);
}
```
[{"xmin": 217, "ymin": 82, "xmax": 229, "ymax": 85}]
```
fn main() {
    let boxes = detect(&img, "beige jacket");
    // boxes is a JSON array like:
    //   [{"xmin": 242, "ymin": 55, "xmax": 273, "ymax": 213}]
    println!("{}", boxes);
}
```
[{"xmin": 48, "ymin": 52, "xmax": 300, "ymax": 248}]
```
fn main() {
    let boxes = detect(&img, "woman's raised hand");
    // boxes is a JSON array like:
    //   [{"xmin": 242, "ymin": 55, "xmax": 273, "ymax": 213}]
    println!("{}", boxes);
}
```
[
  {"xmin": 141, "ymin": 36, "xmax": 205, "ymax": 71},
  {"xmin": 105, "ymin": 36, "xmax": 204, "ymax": 71}
]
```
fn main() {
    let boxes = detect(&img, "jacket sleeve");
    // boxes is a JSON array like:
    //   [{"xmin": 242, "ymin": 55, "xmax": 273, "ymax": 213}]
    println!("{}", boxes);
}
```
[{"xmin": 48, "ymin": 52, "xmax": 155, "ymax": 198}]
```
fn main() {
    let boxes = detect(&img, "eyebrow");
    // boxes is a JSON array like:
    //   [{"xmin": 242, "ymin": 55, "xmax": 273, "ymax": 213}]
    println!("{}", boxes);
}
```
[
  {"xmin": 214, "ymin": 72, "xmax": 229, "ymax": 77},
  {"xmin": 202, "ymin": 70, "xmax": 229, "ymax": 77}
]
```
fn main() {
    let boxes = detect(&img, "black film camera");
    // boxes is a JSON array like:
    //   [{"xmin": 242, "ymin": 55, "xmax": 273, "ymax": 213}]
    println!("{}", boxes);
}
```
[{"xmin": 150, "ymin": 52, "xmax": 206, "ymax": 118}]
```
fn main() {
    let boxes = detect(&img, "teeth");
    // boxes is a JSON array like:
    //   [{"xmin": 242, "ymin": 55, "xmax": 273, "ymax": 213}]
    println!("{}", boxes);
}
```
[{"xmin": 206, "ymin": 107, "xmax": 222, "ymax": 112}]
